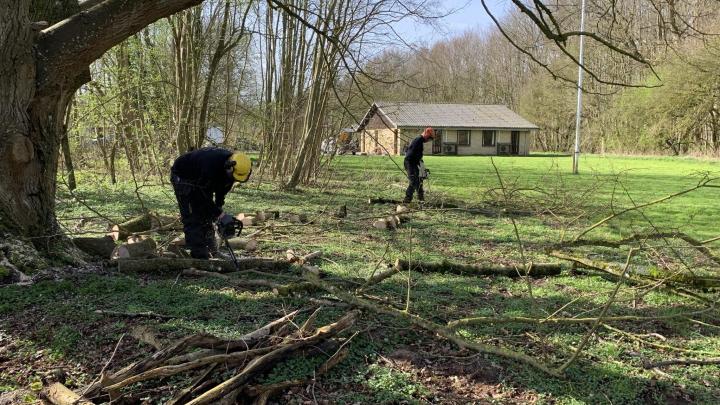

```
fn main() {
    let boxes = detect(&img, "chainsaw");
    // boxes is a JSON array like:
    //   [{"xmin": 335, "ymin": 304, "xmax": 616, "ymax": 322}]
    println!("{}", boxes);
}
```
[{"xmin": 217, "ymin": 216, "xmax": 243, "ymax": 270}]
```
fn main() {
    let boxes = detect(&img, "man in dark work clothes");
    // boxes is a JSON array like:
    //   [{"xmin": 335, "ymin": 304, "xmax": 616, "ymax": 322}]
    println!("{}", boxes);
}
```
[
  {"xmin": 403, "ymin": 127, "xmax": 435, "ymax": 203},
  {"xmin": 170, "ymin": 148, "xmax": 252, "ymax": 259}
]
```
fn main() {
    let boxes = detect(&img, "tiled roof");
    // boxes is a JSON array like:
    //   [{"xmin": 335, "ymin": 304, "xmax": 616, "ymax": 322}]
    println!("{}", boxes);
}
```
[{"xmin": 373, "ymin": 102, "xmax": 539, "ymax": 130}]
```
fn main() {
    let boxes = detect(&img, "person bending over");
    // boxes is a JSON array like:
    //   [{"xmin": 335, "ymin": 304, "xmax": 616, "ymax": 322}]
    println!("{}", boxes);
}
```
[{"xmin": 170, "ymin": 147, "xmax": 251, "ymax": 259}]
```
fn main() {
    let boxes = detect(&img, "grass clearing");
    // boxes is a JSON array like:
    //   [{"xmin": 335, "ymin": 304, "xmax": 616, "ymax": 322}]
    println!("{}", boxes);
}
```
[{"xmin": 2, "ymin": 154, "xmax": 719, "ymax": 404}]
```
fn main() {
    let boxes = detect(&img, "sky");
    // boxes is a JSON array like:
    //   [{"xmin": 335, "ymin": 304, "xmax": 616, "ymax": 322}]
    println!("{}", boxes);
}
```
[{"xmin": 392, "ymin": 0, "xmax": 510, "ymax": 45}]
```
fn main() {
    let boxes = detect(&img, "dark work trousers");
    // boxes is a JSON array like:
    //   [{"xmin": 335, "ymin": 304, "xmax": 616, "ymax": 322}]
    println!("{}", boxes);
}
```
[
  {"xmin": 404, "ymin": 159, "xmax": 424, "ymax": 203},
  {"xmin": 171, "ymin": 174, "xmax": 218, "ymax": 259}
]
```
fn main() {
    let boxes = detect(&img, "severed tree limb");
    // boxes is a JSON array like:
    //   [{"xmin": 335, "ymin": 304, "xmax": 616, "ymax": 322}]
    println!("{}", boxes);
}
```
[
  {"xmin": 181, "ymin": 269, "xmax": 316, "ymax": 296},
  {"xmin": 561, "ymin": 231, "xmax": 720, "ymax": 267},
  {"xmin": 550, "ymin": 251, "xmax": 717, "ymax": 304},
  {"xmin": 244, "ymin": 345, "xmax": 351, "ymax": 405},
  {"xmin": 304, "ymin": 275, "xmax": 561, "ymax": 377},
  {"xmin": 642, "ymin": 357, "xmax": 720, "ymax": 369},
  {"xmin": 105, "ymin": 346, "xmax": 276, "ymax": 391},
  {"xmin": 42, "ymin": 383, "xmax": 93, "ymax": 405},
  {"xmin": 573, "ymin": 177, "xmax": 717, "ymax": 242},
  {"xmin": 603, "ymin": 324, "xmax": 720, "ymax": 356},
  {"xmin": 395, "ymin": 259, "xmax": 562, "ymax": 278},
  {"xmin": 83, "ymin": 334, "xmax": 223, "ymax": 397},
  {"xmin": 185, "ymin": 311, "xmax": 359, "ymax": 405},
  {"xmin": 117, "ymin": 257, "xmax": 290, "ymax": 274},
  {"xmin": 94, "ymin": 309, "xmax": 175, "ymax": 319},
  {"xmin": 166, "ymin": 364, "xmax": 218, "ymax": 405},
  {"xmin": 448, "ymin": 306, "xmax": 715, "ymax": 329}
]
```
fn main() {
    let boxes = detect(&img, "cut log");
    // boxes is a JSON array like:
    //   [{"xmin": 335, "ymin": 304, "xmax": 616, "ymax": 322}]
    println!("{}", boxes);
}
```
[
  {"xmin": 109, "ymin": 213, "xmax": 181, "ymax": 241},
  {"xmin": 240, "ymin": 216, "xmax": 255, "ymax": 227},
  {"xmin": 117, "ymin": 257, "xmax": 291, "ymax": 274},
  {"xmin": 42, "ymin": 383, "xmax": 93, "ymax": 405},
  {"xmin": 394, "ymin": 259, "xmax": 562, "ymax": 278},
  {"xmin": 109, "ymin": 213, "xmax": 154, "ymax": 241},
  {"xmin": 286, "ymin": 250, "xmax": 322, "ymax": 265},
  {"xmin": 396, "ymin": 205, "xmax": 410, "ymax": 214},
  {"xmin": 111, "ymin": 238, "xmax": 158, "ymax": 259},
  {"xmin": 372, "ymin": 219, "xmax": 388, "ymax": 230},
  {"xmin": 255, "ymin": 211, "xmax": 267, "ymax": 222},
  {"xmin": 287, "ymin": 213, "xmax": 309, "ymax": 224},
  {"xmin": 72, "ymin": 236, "xmax": 116, "ymax": 259},
  {"xmin": 226, "ymin": 237, "xmax": 258, "ymax": 251}
]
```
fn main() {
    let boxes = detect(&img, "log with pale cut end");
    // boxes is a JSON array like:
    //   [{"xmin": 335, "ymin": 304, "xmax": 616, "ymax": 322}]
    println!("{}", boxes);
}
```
[
  {"xmin": 396, "ymin": 205, "xmax": 410, "ymax": 214},
  {"xmin": 127, "ymin": 234, "xmax": 149, "ymax": 244},
  {"xmin": 116, "ymin": 257, "xmax": 291, "ymax": 274},
  {"xmin": 240, "ymin": 216, "xmax": 255, "ymax": 227},
  {"xmin": 72, "ymin": 236, "xmax": 116, "ymax": 259},
  {"xmin": 373, "ymin": 219, "xmax": 388, "ymax": 230},
  {"xmin": 226, "ymin": 237, "xmax": 257, "ymax": 251},
  {"xmin": 286, "ymin": 250, "xmax": 321, "ymax": 264},
  {"xmin": 109, "ymin": 213, "xmax": 154, "ymax": 241},
  {"xmin": 111, "ymin": 238, "xmax": 158, "ymax": 259},
  {"xmin": 287, "ymin": 213, "xmax": 309, "ymax": 224},
  {"xmin": 42, "ymin": 382, "xmax": 93, "ymax": 405},
  {"xmin": 394, "ymin": 259, "xmax": 562, "ymax": 278}
]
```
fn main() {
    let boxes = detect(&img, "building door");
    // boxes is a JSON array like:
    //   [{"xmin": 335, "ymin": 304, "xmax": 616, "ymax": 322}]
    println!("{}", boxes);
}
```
[
  {"xmin": 432, "ymin": 129, "xmax": 443, "ymax": 154},
  {"xmin": 511, "ymin": 131, "xmax": 520, "ymax": 155}
]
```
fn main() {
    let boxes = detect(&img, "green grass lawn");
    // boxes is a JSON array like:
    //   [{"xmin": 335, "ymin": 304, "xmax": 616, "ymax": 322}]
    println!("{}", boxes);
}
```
[{"xmin": 2, "ymin": 154, "xmax": 719, "ymax": 404}]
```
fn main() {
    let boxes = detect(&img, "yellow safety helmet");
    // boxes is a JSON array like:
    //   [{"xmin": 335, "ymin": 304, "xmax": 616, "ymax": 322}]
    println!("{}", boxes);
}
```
[{"xmin": 229, "ymin": 152, "xmax": 252, "ymax": 182}]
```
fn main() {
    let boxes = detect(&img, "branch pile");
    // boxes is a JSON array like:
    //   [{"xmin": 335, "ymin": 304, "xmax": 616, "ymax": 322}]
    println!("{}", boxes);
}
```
[{"xmin": 67, "ymin": 309, "xmax": 358, "ymax": 405}]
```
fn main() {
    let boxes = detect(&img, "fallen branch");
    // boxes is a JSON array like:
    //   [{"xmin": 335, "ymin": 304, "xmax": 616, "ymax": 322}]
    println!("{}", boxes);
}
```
[
  {"xmin": 185, "ymin": 311, "xmax": 359, "ymax": 405},
  {"xmin": 642, "ymin": 357, "xmax": 720, "ymax": 369},
  {"xmin": 573, "ymin": 177, "xmax": 718, "ymax": 241},
  {"xmin": 116, "ymin": 257, "xmax": 290, "ymax": 274},
  {"xmin": 395, "ymin": 259, "xmax": 562, "ymax": 278},
  {"xmin": 448, "ymin": 307, "xmax": 714, "ymax": 329},
  {"xmin": 42, "ymin": 383, "xmax": 93, "ymax": 405},
  {"xmin": 94, "ymin": 309, "xmax": 174, "ymax": 319},
  {"xmin": 561, "ymin": 231, "xmax": 720, "ymax": 267},
  {"xmin": 181, "ymin": 269, "xmax": 316, "ymax": 296},
  {"xmin": 551, "ymin": 251, "xmax": 719, "ymax": 299},
  {"xmin": 305, "ymin": 275, "xmax": 560, "ymax": 377},
  {"xmin": 244, "ymin": 346, "xmax": 351, "ymax": 405}
]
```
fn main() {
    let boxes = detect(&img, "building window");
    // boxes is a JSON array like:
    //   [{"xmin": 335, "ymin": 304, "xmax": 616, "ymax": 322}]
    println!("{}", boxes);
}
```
[
  {"xmin": 482, "ymin": 130, "xmax": 495, "ymax": 147},
  {"xmin": 457, "ymin": 130, "xmax": 470, "ymax": 146}
]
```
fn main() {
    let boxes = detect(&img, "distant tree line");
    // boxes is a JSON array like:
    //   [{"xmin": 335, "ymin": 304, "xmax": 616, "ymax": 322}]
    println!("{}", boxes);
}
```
[{"xmin": 355, "ymin": 1, "xmax": 720, "ymax": 156}]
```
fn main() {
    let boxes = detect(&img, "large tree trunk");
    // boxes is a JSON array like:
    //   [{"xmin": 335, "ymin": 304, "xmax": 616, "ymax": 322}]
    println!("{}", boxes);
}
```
[
  {"xmin": 0, "ymin": 0, "xmax": 203, "ymax": 254},
  {"xmin": 0, "ymin": 3, "xmax": 66, "ymax": 240}
]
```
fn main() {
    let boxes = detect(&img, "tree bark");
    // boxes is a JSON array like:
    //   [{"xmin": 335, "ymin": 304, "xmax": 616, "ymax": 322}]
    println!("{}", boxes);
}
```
[{"xmin": 0, "ymin": 0, "xmax": 203, "ymax": 255}]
